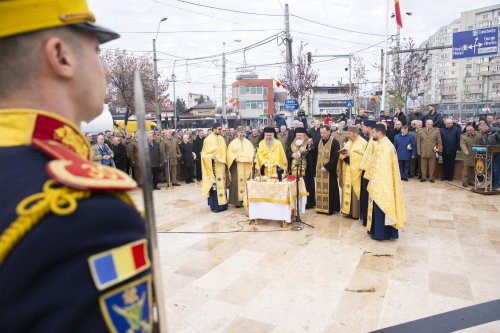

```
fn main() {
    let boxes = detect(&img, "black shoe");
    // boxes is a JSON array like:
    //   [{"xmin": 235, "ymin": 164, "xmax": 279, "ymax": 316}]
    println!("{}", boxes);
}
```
[
  {"xmin": 172, "ymin": 183, "xmax": 181, "ymax": 186},
  {"xmin": 430, "ymin": 179, "xmax": 435, "ymax": 183},
  {"xmin": 153, "ymin": 186, "xmax": 160, "ymax": 190},
  {"xmin": 420, "ymin": 179, "xmax": 426, "ymax": 182},
  {"xmin": 402, "ymin": 178, "xmax": 408, "ymax": 181},
  {"xmin": 448, "ymin": 178, "xmax": 453, "ymax": 181}
]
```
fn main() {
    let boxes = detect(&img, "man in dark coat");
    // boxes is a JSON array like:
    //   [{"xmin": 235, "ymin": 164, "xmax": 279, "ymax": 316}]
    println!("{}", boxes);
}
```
[
  {"xmin": 147, "ymin": 133, "xmax": 162, "ymax": 189},
  {"xmin": 394, "ymin": 107, "xmax": 407, "ymax": 126},
  {"xmin": 110, "ymin": 136, "xmax": 127, "ymax": 172},
  {"xmin": 192, "ymin": 129, "xmax": 205, "ymax": 181},
  {"xmin": 424, "ymin": 104, "xmax": 444, "ymax": 128},
  {"xmin": 440, "ymin": 118, "xmax": 461, "ymax": 181},
  {"xmin": 315, "ymin": 125, "xmax": 340, "ymax": 214},
  {"xmin": 179, "ymin": 134, "xmax": 195, "ymax": 183}
]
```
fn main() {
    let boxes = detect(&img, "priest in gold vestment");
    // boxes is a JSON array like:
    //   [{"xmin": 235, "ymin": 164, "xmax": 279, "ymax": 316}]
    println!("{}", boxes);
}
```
[
  {"xmin": 339, "ymin": 126, "xmax": 367, "ymax": 218},
  {"xmin": 201, "ymin": 123, "xmax": 229, "ymax": 212},
  {"xmin": 256, "ymin": 127, "xmax": 287, "ymax": 178},
  {"xmin": 365, "ymin": 124, "xmax": 407, "ymax": 240},
  {"xmin": 315, "ymin": 125, "xmax": 341, "ymax": 215},
  {"xmin": 288, "ymin": 127, "xmax": 316, "ymax": 208},
  {"xmin": 227, "ymin": 127, "xmax": 255, "ymax": 207}
]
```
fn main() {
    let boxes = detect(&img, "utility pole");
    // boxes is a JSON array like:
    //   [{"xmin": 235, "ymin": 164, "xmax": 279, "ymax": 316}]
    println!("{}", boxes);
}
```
[
  {"xmin": 153, "ymin": 17, "xmax": 167, "ymax": 129},
  {"xmin": 380, "ymin": 48, "xmax": 384, "ymax": 87},
  {"xmin": 348, "ymin": 54, "xmax": 352, "ymax": 118},
  {"xmin": 172, "ymin": 73, "xmax": 177, "ymax": 130},
  {"xmin": 222, "ymin": 42, "xmax": 226, "ymax": 122},
  {"xmin": 381, "ymin": 0, "xmax": 390, "ymax": 113},
  {"xmin": 153, "ymin": 38, "xmax": 161, "ymax": 129},
  {"xmin": 284, "ymin": 4, "xmax": 292, "ymax": 64}
]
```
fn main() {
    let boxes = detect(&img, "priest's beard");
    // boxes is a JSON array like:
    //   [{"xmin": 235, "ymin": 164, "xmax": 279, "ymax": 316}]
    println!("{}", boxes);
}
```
[{"xmin": 265, "ymin": 137, "xmax": 274, "ymax": 147}]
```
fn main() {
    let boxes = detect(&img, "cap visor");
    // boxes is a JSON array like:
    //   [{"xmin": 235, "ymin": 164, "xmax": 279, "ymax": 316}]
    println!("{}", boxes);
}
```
[{"xmin": 72, "ymin": 22, "xmax": 120, "ymax": 44}]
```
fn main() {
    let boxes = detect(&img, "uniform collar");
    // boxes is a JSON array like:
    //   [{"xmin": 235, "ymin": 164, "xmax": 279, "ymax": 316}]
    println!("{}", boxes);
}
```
[{"xmin": 0, "ymin": 108, "xmax": 90, "ymax": 159}]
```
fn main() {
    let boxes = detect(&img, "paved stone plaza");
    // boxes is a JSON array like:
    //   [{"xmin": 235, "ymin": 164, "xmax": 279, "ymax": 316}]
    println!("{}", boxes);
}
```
[{"xmin": 130, "ymin": 179, "xmax": 500, "ymax": 333}]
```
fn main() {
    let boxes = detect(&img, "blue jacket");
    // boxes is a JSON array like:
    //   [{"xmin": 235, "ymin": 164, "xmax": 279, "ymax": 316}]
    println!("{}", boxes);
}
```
[
  {"xmin": 440, "ymin": 125, "xmax": 461, "ymax": 154},
  {"xmin": 394, "ymin": 133, "xmax": 416, "ymax": 160},
  {"xmin": 274, "ymin": 115, "xmax": 287, "ymax": 128}
]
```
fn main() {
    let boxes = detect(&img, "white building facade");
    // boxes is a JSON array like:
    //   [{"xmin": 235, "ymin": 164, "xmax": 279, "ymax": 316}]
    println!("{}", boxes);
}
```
[
  {"xmin": 416, "ymin": 5, "xmax": 500, "ymax": 116},
  {"xmin": 304, "ymin": 85, "xmax": 351, "ymax": 117}
]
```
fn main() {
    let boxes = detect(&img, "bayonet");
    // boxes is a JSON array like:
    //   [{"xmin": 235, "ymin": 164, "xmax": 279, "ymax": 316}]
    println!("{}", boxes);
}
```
[{"xmin": 134, "ymin": 71, "xmax": 168, "ymax": 332}]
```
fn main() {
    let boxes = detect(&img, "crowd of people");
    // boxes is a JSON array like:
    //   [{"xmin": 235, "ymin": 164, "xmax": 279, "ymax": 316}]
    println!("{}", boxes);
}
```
[
  {"xmin": 194, "ymin": 119, "xmax": 406, "ymax": 241},
  {"xmin": 89, "ymin": 105, "xmax": 500, "ymax": 214}
]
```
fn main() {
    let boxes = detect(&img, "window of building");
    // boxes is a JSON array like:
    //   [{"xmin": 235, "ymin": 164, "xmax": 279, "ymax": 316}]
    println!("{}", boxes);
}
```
[
  {"xmin": 483, "ymin": 14, "xmax": 488, "ymax": 19},
  {"xmin": 244, "ymin": 100, "xmax": 268, "ymax": 110}
]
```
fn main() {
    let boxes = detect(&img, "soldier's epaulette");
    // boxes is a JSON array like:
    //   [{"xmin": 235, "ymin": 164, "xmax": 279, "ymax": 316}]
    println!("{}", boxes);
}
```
[{"xmin": 33, "ymin": 139, "xmax": 137, "ymax": 191}]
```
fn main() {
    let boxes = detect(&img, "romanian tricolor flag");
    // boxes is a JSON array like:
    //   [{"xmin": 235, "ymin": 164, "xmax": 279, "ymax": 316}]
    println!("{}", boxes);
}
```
[
  {"xmin": 273, "ymin": 79, "xmax": 286, "ymax": 89},
  {"xmin": 395, "ymin": 0, "xmax": 403, "ymax": 28},
  {"xmin": 88, "ymin": 239, "xmax": 150, "ymax": 290}
]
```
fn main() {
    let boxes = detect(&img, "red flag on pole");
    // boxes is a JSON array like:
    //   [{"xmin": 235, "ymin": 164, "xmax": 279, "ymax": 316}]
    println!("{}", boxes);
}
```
[{"xmin": 395, "ymin": 0, "xmax": 403, "ymax": 28}]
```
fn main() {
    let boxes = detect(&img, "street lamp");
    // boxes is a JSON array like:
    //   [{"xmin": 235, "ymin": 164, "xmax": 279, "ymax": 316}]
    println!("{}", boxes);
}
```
[
  {"xmin": 222, "ymin": 39, "xmax": 241, "ymax": 121},
  {"xmin": 153, "ymin": 17, "xmax": 167, "ymax": 129}
]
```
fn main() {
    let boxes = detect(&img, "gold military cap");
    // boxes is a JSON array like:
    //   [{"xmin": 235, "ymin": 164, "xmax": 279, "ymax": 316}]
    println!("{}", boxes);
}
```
[{"xmin": 0, "ymin": 0, "xmax": 119, "ymax": 43}]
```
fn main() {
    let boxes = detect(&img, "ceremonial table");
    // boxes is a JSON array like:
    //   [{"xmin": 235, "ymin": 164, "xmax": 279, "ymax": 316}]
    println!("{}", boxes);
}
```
[{"xmin": 244, "ymin": 178, "xmax": 308, "ymax": 224}]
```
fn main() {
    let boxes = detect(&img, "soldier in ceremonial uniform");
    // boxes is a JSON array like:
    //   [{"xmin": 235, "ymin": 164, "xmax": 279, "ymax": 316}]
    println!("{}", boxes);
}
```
[{"xmin": 0, "ymin": 2, "xmax": 154, "ymax": 332}]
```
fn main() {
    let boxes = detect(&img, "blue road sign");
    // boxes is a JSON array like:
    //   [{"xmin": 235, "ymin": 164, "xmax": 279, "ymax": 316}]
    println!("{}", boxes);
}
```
[
  {"xmin": 319, "ymin": 108, "xmax": 325, "ymax": 113},
  {"xmin": 452, "ymin": 27, "xmax": 498, "ymax": 59},
  {"xmin": 345, "ymin": 100, "xmax": 353, "ymax": 108},
  {"xmin": 284, "ymin": 99, "xmax": 299, "ymax": 110}
]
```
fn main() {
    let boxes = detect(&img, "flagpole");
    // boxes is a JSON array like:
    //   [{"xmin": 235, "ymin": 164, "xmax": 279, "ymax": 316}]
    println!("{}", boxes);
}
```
[{"xmin": 381, "ymin": 0, "xmax": 390, "ymax": 113}]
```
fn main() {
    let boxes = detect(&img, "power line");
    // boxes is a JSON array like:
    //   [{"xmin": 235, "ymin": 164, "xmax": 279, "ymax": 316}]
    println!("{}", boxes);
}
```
[
  {"xmin": 291, "ymin": 30, "xmax": 381, "ymax": 46},
  {"xmin": 117, "ymin": 28, "xmax": 282, "ymax": 34},
  {"xmin": 151, "ymin": 0, "xmax": 256, "ymax": 29},
  {"xmin": 291, "ymin": 14, "xmax": 385, "ymax": 37},
  {"xmin": 174, "ymin": 0, "xmax": 283, "ymax": 16}
]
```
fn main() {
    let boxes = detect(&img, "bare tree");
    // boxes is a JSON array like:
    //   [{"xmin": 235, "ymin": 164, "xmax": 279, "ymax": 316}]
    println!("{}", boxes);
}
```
[
  {"xmin": 388, "ymin": 38, "xmax": 421, "ymax": 110},
  {"xmin": 279, "ymin": 42, "xmax": 318, "ymax": 108},
  {"xmin": 352, "ymin": 56, "xmax": 368, "ymax": 111},
  {"xmin": 101, "ymin": 49, "xmax": 168, "ymax": 125}
]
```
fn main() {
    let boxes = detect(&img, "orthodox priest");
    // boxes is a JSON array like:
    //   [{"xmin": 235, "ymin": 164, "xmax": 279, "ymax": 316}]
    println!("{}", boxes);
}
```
[
  {"xmin": 359, "ymin": 120, "xmax": 377, "ymax": 226},
  {"xmin": 227, "ymin": 127, "xmax": 255, "ymax": 207},
  {"xmin": 365, "ymin": 124, "xmax": 407, "ymax": 240},
  {"xmin": 256, "ymin": 127, "xmax": 287, "ymax": 177},
  {"xmin": 201, "ymin": 123, "xmax": 229, "ymax": 212},
  {"xmin": 288, "ymin": 127, "xmax": 316, "ymax": 208},
  {"xmin": 315, "ymin": 125, "xmax": 341, "ymax": 215},
  {"xmin": 339, "ymin": 126, "xmax": 367, "ymax": 219}
]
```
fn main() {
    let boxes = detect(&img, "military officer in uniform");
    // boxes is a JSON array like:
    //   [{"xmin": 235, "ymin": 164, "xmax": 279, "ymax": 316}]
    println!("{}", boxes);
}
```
[{"xmin": 0, "ymin": 2, "xmax": 154, "ymax": 332}]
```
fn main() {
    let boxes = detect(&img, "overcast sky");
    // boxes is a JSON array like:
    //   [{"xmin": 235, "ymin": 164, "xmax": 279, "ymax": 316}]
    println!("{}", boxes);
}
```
[{"xmin": 88, "ymin": 0, "xmax": 499, "ymax": 104}]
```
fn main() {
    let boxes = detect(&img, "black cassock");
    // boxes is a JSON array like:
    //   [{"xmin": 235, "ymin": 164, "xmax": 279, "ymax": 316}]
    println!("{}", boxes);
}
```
[{"xmin": 315, "ymin": 136, "xmax": 340, "ymax": 214}]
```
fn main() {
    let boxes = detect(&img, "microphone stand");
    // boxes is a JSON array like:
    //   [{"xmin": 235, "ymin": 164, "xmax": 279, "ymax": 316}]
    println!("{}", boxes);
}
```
[{"xmin": 291, "ymin": 146, "xmax": 314, "ymax": 231}]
